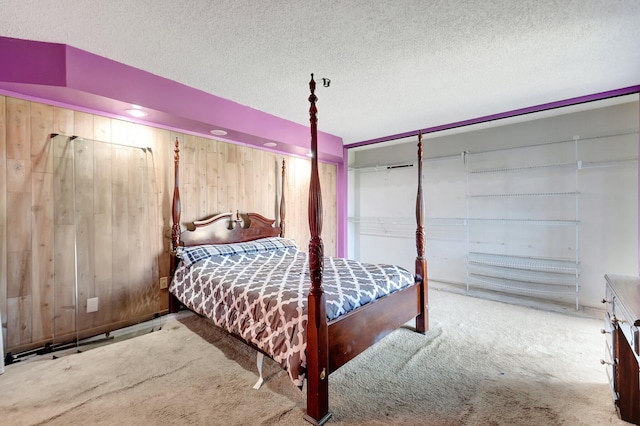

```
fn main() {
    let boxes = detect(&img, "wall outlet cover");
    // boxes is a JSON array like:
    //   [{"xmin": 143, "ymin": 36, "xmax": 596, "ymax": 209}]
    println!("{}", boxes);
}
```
[
  {"xmin": 87, "ymin": 297, "xmax": 99, "ymax": 313},
  {"xmin": 159, "ymin": 277, "xmax": 168, "ymax": 289}
]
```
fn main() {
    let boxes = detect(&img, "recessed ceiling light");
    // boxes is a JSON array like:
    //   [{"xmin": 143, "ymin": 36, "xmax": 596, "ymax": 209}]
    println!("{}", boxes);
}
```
[
  {"xmin": 210, "ymin": 129, "xmax": 228, "ymax": 136},
  {"xmin": 307, "ymin": 150, "xmax": 314, "ymax": 158},
  {"xmin": 263, "ymin": 142, "xmax": 277, "ymax": 147},
  {"xmin": 125, "ymin": 108, "xmax": 147, "ymax": 118}
]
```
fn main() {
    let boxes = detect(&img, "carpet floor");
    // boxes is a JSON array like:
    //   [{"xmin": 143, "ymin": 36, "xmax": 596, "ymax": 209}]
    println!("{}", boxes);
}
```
[{"xmin": 0, "ymin": 289, "xmax": 626, "ymax": 425}]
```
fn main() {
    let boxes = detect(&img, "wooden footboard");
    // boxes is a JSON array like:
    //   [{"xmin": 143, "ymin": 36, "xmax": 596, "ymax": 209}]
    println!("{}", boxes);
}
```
[{"xmin": 327, "ymin": 283, "xmax": 422, "ymax": 373}]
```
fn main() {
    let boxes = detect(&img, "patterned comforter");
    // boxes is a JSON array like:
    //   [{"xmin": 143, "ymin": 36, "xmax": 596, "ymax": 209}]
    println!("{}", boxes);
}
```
[{"xmin": 169, "ymin": 237, "xmax": 414, "ymax": 386}]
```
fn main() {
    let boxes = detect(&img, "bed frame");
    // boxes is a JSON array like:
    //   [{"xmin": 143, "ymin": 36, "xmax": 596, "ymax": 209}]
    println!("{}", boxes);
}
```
[{"xmin": 169, "ymin": 74, "xmax": 428, "ymax": 425}]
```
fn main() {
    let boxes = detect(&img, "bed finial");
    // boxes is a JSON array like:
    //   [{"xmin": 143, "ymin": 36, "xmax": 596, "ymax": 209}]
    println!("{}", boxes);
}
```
[
  {"xmin": 234, "ymin": 209, "xmax": 243, "ymax": 228},
  {"xmin": 171, "ymin": 137, "xmax": 181, "ymax": 251},
  {"xmin": 309, "ymin": 73, "xmax": 317, "ymax": 126}
]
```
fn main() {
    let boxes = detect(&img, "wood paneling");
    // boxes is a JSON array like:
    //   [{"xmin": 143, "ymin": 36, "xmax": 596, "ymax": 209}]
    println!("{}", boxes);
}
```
[
  {"xmin": 6, "ymin": 296, "xmax": 31, "ymax": 347},
  {"xmin": 6, "ymin": 249, "xmax": 30, "ymax": 298},
  {"xmin": 74, "ymin": 138, "xmax": 96, "ymax": 331},
  {"xmin": 6, "ymin": 98, "xmax": 33, "ymax": 347},
  {"xmin": 31, "ymin": 171, "xmax": 54, "ymax": 341},
  {"xmin": 30, "ymin": 103, "xmax": 54, "ymax": 174},
  {"xmin": 93, "ymin": 141, "xmax": 113, "ymax": 327},
  {"xmin": 0, "ymin": 95, "xmax": 338, "ymax": 354},
  {"xmin": 6, "ymin": 98, "xmax": 30, "ymax": 161},
  {"xmin": 93, "ymin": 115, "xmax": 111, "ymax": 143},
  {"xmin": 111, "ymin": 145, "xmax": 130, "ymax": 323},
  {"xmin": 125, "ymin": 146, "xmax": 150, "ymax": 320},
  {"xmin": 206, "ymin": 139, "xmax": 219, "ymax": 219},
  {"xmin": 53, "ymin": 137, "xmax": 76, "ymax": 340},
  {"xmin": 53, "ymin": 107, "xmax": 73, "ymax": 136},
  {"xmin": 73, "ymin": 112, "xmax": 93, "ymax": 140},
  {"xmin": 31, "ymin": 119, "xmax": 54, "ymax": 341}
]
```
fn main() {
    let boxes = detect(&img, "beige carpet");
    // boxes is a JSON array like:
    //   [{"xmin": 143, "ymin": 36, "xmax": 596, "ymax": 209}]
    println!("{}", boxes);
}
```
[{"xmin": 0, "ymin": 290, "xmax": 626, "ymax": 425}]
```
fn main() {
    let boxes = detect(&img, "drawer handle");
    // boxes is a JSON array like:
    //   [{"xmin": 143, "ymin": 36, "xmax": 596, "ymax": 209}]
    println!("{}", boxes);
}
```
[
  {"xmin": 600, "ymin": 359, "xmax": 614, "ymax": 366},
  {"xmin": 600, "ymin": 329, "xmax": 610, "ymax": 334},
  {"xmin": 612, "ymin": 317, "xmax": 626, "ymax": 324},
  {"xmin": 601, "ymin": 298, "xmax": 612, "ymax": 304}
]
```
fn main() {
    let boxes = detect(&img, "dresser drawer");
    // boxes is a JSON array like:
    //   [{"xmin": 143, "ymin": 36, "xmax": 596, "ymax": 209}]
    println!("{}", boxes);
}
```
[
  {"xmin": 614, "ymin": 304, "xmax": 640, "ymax": 362},
  {"xmin": 603, "ymin": 312, "xmax": 617, "ymax": 401},
  {"xmin": 603, "ymin": 343, "xmax": 618, "ymax": 401},
  {"xmin": 604, "ymin": 312, "xmax": 614, "ymax": 352},
  {"xmin": 623, "ymin": 322, "xmax": 639, "ymax": 359}
]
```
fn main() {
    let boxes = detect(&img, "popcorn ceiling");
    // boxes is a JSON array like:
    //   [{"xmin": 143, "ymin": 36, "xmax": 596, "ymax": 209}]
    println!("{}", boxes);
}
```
[{"xmin": 1, "ymin": 0, "xmax": 639, "ymax": 143}]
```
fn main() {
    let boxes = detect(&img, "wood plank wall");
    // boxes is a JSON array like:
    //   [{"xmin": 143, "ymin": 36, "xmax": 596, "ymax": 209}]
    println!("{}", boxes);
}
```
[{"xmin": 0, "ymin": 95, "xmax": 338, "ymax": 355}]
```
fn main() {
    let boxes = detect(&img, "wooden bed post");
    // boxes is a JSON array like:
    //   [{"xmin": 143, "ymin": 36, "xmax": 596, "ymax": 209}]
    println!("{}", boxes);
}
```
[
  {"xmin": 280, "ymin": 159, "xmax": 286, "ymax": 238},
  {"xmin": 415, "ymin": 131, "xmax": 429, "ymax": 333},
  {"xmin": 169, "ymin": 137, "xmax": 182, "ymax": 313},
  {"xmin": 304, "ymin": 74, "xmax": 331, "ymax": 425},
  {"xmin": 171, "ymin": 137, "xmax": 181, "ymax": 250}
]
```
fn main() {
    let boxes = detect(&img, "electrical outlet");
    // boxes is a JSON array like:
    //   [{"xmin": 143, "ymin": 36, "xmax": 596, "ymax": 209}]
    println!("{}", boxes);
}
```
[
  {"xmin": 159, "ymin": 277, "xmax": 168, "ymax": 289},
  {"xmin": 87, "ymin": 297, "xmax": 99, "ymax": 313}
]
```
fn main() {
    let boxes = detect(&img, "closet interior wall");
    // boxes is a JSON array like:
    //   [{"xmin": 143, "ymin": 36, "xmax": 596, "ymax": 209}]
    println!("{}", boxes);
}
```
[{"xmin": 349, "ymin": 98, "xmax": 639, "ymax": 311}]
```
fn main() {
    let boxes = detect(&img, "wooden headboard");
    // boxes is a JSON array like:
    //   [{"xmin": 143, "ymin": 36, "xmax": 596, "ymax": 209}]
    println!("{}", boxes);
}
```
[
  {"xmin": 170, "ymin": 136, "xmax": 286, "ymax": 251},
  {"xmin": 180, "ymin": 211, "xmax": 281, "ymax": 246}
]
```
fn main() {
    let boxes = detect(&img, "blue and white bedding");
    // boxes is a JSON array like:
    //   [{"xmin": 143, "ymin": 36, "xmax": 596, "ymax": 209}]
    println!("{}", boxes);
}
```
[{"xmin": 170, "ymin": 237, "xmax": 414, "ymax": 386}]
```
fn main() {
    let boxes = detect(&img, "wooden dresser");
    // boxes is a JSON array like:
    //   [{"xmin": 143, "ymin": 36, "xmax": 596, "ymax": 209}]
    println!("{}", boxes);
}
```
[{"xmin": 603, "ymin": 274, "xmax": 640, "ymax": 425}]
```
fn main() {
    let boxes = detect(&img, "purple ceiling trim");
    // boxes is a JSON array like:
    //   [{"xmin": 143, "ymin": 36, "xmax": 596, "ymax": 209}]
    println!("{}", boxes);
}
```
[
  {"xmin": 346, "ymin": 85, "xmax": 640, "ymax": 149},
  {"xmin": 64, "ymin": 44, "xmax": 344, "ymax": 158},
  {"xmin": 0, "ymin": 36, "xmax": 344, "ymax": 162},
  {"xmin": 0, "ymin": 36, "xmax": 66, "ymax": 85}
]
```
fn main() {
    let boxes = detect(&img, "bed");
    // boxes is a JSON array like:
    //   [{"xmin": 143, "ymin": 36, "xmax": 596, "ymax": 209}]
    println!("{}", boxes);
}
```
[{"xmin": 169, "ymin": 74, "xmax": 428, "ymax": 425}]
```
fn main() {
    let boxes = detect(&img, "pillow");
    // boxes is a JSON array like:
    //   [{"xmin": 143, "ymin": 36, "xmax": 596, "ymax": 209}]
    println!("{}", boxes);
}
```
[{"xmin": 176, "ymin": 237, "xmax": 298, "ymax": 267}]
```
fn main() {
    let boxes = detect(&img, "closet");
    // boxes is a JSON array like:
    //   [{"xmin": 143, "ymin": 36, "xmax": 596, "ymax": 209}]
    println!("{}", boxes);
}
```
[{"xmin": 348, "ymin": 97, "xmax": 639, "ymax": 310}]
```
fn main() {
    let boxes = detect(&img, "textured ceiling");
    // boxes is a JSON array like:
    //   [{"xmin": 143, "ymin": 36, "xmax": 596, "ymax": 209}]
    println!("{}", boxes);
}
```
[{"xmin": 1, "ymin": 0, "xmax": 639, "ymax": 145}]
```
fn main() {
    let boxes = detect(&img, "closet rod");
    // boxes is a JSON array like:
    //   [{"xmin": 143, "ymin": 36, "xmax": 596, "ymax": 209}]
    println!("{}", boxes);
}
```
[{"xmin": 349, "ymin": 153, "xmax": 462, "ymax": 171}]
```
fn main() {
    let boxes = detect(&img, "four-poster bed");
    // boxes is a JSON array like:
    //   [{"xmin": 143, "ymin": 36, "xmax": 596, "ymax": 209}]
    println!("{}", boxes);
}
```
[{"xmin": 168, "ymin": 74, "xmax": 428, "ymax": 425}]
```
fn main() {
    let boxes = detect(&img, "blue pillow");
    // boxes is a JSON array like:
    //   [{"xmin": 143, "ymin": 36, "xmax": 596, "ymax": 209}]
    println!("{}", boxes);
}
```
[{"xmin": 176, "ymin": 237, "xmax": 298, "ymax": 267}]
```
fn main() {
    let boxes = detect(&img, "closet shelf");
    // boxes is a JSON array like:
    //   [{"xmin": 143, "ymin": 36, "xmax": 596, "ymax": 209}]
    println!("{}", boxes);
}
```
[
  {"xmin": 468, "ymin": 191, "xmax": 580, "ymax": 199},
  {"xmin": 467, "ymin": 274, "xmax": 578, "ymax": 296},
  {"xmin": 579, "ymin": 158, "xmax": 638, "ymax": 170},
  {"xmin": 468, "ymin": 158, "xmax": 637, "ymax": 174},
  {"xmin": 348, "ymin": 216, "xmax": 412, "ymax": 224},
  {"xmin": 348, "ymin": 217, "xmax": 466, "ymax": 226},
  {"xmin": 467, "ymin": 218, "xmax": 579, "ymax": 225},
  {"xmin": 466, "ymin": 252, "xmax": 578, "ymax": 274},
  {"xmin": 467, "ymin": 264, "xmax": 578, "ymax": 285},
  {"xmin": 468, "ymin": 161, "xmax": 578, "ymax": 174}
]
